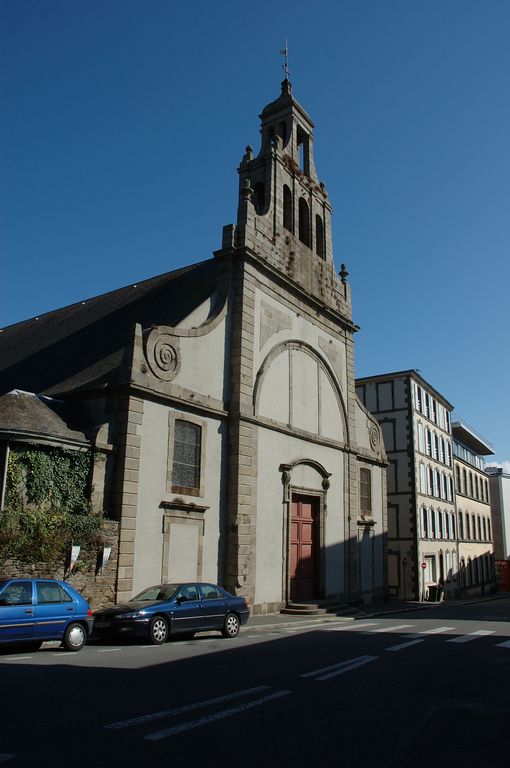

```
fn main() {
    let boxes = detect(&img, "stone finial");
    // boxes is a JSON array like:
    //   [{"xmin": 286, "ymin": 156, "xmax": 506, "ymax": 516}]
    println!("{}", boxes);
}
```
[
  {"xmin": 281, "ymin": 78, "xmax": 292, "ymax": 96},
  {"xmin": 339, "ymin": 263, "xmax": 349, "ymax": 284}
]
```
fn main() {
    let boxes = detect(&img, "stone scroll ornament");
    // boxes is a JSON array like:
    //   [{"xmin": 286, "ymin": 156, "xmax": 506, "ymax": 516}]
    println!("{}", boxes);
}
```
[
  {"xmin": 369, "ymin": 425, "xmax": 381, "ymax": 450},
  {"xmin": 145, "ymin": 329, "xmax": 181, "ymax": 381}
]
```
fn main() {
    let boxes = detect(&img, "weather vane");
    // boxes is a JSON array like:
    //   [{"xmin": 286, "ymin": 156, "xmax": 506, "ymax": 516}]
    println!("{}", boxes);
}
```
[{"xmin": 279, "ymin": 41, "xmax": 291, "ymax": 82}]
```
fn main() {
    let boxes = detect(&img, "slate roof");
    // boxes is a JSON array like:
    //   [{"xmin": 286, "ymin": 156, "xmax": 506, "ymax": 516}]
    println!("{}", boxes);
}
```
[
  {"xmin": 0, "ymin": 259, "xmax": 217, "ymax": 397},
  {"xmin": 0, "ymin": 390, "xmax": 89, "ymax": 444}
]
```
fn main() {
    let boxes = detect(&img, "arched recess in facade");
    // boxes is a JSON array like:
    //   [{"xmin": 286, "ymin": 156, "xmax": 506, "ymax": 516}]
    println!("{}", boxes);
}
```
[{"xmin": 252, "ymin": 339, "xmax": 350, "ymax": 445}]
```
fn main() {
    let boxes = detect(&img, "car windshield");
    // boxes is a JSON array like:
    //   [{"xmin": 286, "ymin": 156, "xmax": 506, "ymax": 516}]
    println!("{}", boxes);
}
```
[{"xmin": 132, "ymin": 584, "xmax": 179, "ymax": 602}]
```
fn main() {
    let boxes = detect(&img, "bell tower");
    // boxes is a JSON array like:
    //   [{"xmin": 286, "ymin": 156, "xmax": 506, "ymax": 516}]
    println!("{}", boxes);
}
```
[{"xmin": 220, "ymin": 78, "xmax": 351, "ymax": 321}]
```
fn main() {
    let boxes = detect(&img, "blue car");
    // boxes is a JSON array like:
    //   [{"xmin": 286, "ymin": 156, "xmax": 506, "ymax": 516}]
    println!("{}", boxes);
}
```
[
  {"xmin": 0, "ymin": 577, "xmax": 93, "ymax": 652},
  {"xmin": 92, "ymin": 582, "xmax": 250, "ymax": 644}
]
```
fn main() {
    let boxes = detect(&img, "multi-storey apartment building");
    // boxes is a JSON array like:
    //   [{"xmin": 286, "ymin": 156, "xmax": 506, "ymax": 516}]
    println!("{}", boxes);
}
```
[
  {"xmin": 452, "ymin": 418, "xmax": 494, "ymax": 596},
  {"xmin": 356, "ymin": 370, "xmax": 456, "ymax": 600},
  {"xmin": 486, "ymin": 466, "xmax": 510, "ymax": 590}
]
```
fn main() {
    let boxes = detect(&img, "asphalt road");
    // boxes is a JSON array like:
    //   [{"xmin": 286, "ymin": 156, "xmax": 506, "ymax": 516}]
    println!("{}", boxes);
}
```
[{"xmin": 2, "ymin": 598, "xmax": 510, "ymax": 767}]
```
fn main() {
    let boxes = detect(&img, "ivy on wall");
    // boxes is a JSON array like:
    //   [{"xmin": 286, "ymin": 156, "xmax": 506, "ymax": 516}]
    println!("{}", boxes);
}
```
[{"xmin": 1, "ymin": 445, "xmax": 102, "ymax": 563}]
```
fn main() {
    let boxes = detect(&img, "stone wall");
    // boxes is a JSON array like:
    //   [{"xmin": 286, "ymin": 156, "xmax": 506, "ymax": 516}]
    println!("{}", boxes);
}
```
[{"xmin": 0, "ymin": 520, "xmax": 119, "ymax": 611}]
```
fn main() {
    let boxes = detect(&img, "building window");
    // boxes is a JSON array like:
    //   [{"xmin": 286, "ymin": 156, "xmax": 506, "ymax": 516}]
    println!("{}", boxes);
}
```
[
  {"xmin": 297, "ymin": 125, "xmax": 310, "ymax": 174},
  {"xmin": 482, "ymin": 517, "xmax": 487, "ymax": 540},
  {"xmin": 463, "ymin": 468, "xmax": 467, "ymax": 493},
  {"xmin": 359, "ymin": 468, "xmax": 372, "ymax": 514},
  {"xmin": 488, "ymin": 518, "xmax": 492, "ymax": 540},
  {"xmin": 455, "ymin": 464, "xmax": 461, "ymax": 493},
  {"xmin": 450, "ymin": 512, "xmax": 456, "ymax": 540},
  {"xmin": 422, "ymin": 506, "xmax": 429, "ymax": 538},
  {"xmin": 172, "ymin": 420, "xmax": 201, "ymax": 494},
  {"xmin": 253, "ymin": 182, "xmax": 265, "ymax": 215},
  {"xmin": 469, "ymin": 472, "xmax": 474, "ymax": 498},
  {"xmin": 471, "ymin": 514, "xmax": 476, "ymax": 540},
  {"xmin": 418, "ymin": 422, "xmax": 425, "ymax": 453},
  {"xmin": 283, "ymin": 185, "xmax": 292, "ymax": 232},
  {"xmin": 465, "ymin": 513, "xmax": 470, "ymax": 540},
  {"xmin": 315, "ymin": 214, "xmax": 325, "ymax": 258},
  {"xmin": 420, "ymin": 463, "xmax": 426, "ymax": 493},
  {"xmin": 458, "ymin": 512, "xmax": 464, "ymax": 540},
  {"xmin": 298, "ymin": 197, "xmax": 310, "ymax": 246}
]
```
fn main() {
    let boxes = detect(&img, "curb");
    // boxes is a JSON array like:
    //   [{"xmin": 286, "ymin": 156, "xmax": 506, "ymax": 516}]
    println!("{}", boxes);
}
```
[{"xmin": 243, "ymin": 592, "xmax": 510, "ymax": 633}]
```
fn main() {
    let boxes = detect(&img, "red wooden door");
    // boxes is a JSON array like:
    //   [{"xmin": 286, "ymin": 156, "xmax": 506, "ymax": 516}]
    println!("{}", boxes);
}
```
[{"xmin": 290, "ymin": 495, "xmax": 317, "ymax": 601}]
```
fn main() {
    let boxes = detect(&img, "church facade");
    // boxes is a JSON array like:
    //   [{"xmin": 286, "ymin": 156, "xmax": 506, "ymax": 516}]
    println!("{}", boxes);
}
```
[{"xmin": 0, "ymin": 80, "xmax": 387, "ymax": 613}]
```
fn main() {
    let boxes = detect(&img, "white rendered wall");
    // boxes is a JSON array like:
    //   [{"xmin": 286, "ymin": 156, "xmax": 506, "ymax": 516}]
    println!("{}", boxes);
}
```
[{"xmin": 134, "ymin": 399, "xmax": 226, "ymax": 596}]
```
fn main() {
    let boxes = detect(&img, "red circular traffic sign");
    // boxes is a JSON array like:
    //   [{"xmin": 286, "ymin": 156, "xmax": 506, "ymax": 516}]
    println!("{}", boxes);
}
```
[{"xmin": 421, "ymin": 562, "xmax": 427, "ymax": 569}]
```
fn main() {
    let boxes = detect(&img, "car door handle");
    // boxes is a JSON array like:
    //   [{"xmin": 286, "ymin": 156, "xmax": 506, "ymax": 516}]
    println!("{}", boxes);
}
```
[
  {"xmin": 67, "ymin": 607, "xmax": 74, "ymax": 611},
  {"xmin": 25, "ymin": 609, "xmax": 33, "ymax": 614}
]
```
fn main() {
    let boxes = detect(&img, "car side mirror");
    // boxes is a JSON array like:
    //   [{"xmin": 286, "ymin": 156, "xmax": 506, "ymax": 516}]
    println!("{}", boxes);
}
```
[{"xmin": 176, "ymin": 595, "xmax": 188, "ymax": 604}]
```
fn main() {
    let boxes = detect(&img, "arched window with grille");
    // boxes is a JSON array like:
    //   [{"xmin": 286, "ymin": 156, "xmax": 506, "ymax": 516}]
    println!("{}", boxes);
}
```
[
  {"xmin": 172, "ymin": 420, "xmax": 202, "ymax": 495},
  {"xmin": 359, "ymin": 468, "xmax": 372, "ymax": 514}
]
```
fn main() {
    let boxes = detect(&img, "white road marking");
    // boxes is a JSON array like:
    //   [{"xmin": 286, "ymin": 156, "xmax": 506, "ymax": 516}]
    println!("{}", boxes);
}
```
[
  {"xmin": 386, "ymin": 639, "xmax": 425, "ymax": 652},
  {"xmin": 326, "ymin": 622, "xmax": 380, "ymax": 631},
  {"xmin": 105, "ymin": 686, "xmax": 272, "ymax": 730},
  {"xmin": 98, "ymin": 648, "xmax": 122, "ymax": 653},
  {"xmin": 495, "ymin": 639, "xmax": 510, "ymax": 648},
  {"xmin": 2, "ymin": 656, "xmax": 32, "ymax": 661},
  {"xmin": 370, "ymin": 624, "xmax": 414, "ymax": 634},
  {"xmin": 144, "ymin": 689, "xmax": 291, "ymax": 740},
  {"xmin": 144, "ymin": 691, "xmax": 291, "ymax": 741},
  {"xmin": 420, "ymin": 626, "xmax": 456, "ymax": 635},
  {"xmin": 447, "ymin": 630, "xmax": 495, "ymax": 644},
  {"xmin": 301, "ymin": 655, "xmax": 378, "ymax": 681}
]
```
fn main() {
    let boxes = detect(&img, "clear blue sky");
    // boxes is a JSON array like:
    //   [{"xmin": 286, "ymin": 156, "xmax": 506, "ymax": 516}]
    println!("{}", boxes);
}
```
[{"xmin": 1, "ymin": 1, "xmax": 509, "ymax": 466}]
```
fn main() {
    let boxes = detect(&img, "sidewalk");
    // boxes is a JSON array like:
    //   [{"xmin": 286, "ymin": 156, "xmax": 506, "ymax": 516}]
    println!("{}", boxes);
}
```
[{"xmin": 244, "ymin": 592, "xmax": 510, "ymax": 633}]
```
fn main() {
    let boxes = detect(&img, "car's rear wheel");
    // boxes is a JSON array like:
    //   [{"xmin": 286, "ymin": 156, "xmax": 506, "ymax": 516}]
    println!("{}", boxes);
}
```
[
  {"xmin": 149, "ymin": 616, "xmax": 169, "ymax": 645},
  {"xmin": 63, "ymin": 622, "xmax": 86, "ymax": 651},
  {"xmin": 222, "ymin": 613, "xmax": 240, "ymax": 638}
]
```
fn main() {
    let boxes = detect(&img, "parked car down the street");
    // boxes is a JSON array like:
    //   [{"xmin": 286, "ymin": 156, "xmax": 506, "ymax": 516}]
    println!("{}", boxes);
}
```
[
  {"xmin": 0, "ymin": 577, "xmax": 94, "ymax": 652},
  {"xmin": 92, "ymin": 582, "xmax": 250, "ymax": 644}
]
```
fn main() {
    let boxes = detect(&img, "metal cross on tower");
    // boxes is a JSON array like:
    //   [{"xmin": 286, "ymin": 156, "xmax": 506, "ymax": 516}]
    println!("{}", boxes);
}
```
[{"xmin": 279, "ymin": 41, "xmax": 291, "ymax": 82}]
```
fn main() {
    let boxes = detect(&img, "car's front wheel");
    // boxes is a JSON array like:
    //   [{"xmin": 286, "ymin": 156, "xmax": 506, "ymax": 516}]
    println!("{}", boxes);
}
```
[
  {"xmin": 222, "ymin": 613, "xmax": 240, "ymax": 638},
  {"xmin": 149, "ymin": 615, "xmax": 169, "ymax": 645},
  {"xmin": 63, "ymin": 622, "xmax": 87, "ymax": 651}
]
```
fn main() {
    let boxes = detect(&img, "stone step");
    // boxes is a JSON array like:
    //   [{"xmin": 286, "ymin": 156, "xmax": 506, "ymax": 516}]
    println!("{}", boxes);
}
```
[
  {"xmin": 281, "ymin": 606, "xmax": 327, "ymax": 615},
  {"xmin": 281, "ymin": 600, "xmax": 353, "ymax": 616}
]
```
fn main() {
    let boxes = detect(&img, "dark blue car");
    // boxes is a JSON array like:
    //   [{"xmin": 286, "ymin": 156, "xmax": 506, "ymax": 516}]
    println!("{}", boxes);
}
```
[
  {"xmin": 0, "ymin": 577, "xmax": 93, "ymax": 652},
  {"xmin": 92, "ymin": 582, "xmax": 250, "ymax": 644}
]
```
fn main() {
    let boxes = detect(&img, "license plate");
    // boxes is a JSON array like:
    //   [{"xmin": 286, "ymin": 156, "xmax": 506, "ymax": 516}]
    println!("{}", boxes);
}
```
[{"xmin": 94, "ymin": 621, "xmax": 111, "ymax": 629}]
